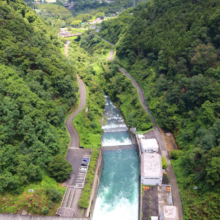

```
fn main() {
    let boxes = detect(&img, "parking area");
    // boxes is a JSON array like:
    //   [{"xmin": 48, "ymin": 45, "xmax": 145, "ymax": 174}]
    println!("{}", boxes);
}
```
[
  {"xmin": 75, "ymin": 154, "xmax": 91, "ymax": 188},
  {"xmin": 64, "ymin": 149, "xmax": 91, "ymax": 187}
]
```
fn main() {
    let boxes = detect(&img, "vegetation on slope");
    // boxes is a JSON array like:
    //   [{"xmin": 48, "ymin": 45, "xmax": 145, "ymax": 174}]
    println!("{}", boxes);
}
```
[
  {"xmin": 35, "ymin": 4, "xmax": 73, "ymax": 28},
  {"xmin": 67, "ymin": 40, "xmax": 105, "ymax": 149},
  {"xmin": 80, "ymin": 30, "xmax": 153, "ymax": 131},
  {"xmin": 99, "ymin": 0, "xmax": 220, "ymax": 219},
  {"xmin": 0, "ymin": 0, "xmax": 77, "ymax": 214}
]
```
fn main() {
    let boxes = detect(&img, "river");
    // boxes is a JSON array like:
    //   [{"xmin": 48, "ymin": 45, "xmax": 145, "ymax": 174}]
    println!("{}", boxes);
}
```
[{"xmin": 92, "ymin": 95, "xmax": 139, "ymax": 220}]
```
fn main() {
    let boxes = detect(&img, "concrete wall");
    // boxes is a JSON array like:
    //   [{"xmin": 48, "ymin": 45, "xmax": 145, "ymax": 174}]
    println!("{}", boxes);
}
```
[
  {"xmin": 129, "ymin": 130, "xmax": 142, "ymax": 220},
  {"xmin": 0, "ymin": 214, "xmax": 88, "ymax": 220},
  {"xmin": 87, "ymin": 148, "xmax": 103, "ymax": 219}
]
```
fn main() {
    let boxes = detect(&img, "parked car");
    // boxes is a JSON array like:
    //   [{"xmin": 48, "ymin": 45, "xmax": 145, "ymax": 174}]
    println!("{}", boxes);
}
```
[
  {"xmin": 79, "ymin": 146, "xmax": 84, "ymax": 149},
  {"xmin": 80, "ymin": 168, "xmax": 87, "ymax": 171},
  {"xmin": 81, "ymin": 163, "xmax": 88, "ymax": 166},
  {"xmin": 83, "ymin": 159, "xmax": 89, "ymax": 162}
]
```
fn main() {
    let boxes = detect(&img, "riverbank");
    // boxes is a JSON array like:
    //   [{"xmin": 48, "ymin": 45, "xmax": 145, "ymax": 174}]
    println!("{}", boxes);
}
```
[{"xmin": 101, "ymin": 37, "xmax": 184, "ymax": 220}]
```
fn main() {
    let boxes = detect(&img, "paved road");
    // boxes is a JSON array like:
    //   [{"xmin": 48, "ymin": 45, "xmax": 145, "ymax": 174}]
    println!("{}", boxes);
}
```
[
  {"xmin": 65, "ymin": 75, "xmax": 86, "ymax": 149},
  {"xmin": 64, "ymin": 42, "xmax": 87, "ymax": 186},
  {"xmin": 101, "ymin": 37, "xmax": 116, "ymax": 47},
  {"xmin": 107, "ymin": 49, "xmax": 114, "ymax": 61},
  {"xmin": 65, "ymin": 41, "xmax": 71, "ymax": 58},
  {"xmin": 106, "ymin": 45, "xmax": 184, "ymax": 220}
]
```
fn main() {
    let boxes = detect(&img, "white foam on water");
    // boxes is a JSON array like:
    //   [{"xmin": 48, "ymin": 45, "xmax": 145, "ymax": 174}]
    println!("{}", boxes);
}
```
[
  {"xmin": 102, "ymin": 124, "xmax": 127, "ymax": 130},
  {"xmin": 102, "ymin": 137, "xmax": 132, "ymax": 146},
  {"xmin": 93, "ymin": 196, "xmax": 138, "ymax": 220}
]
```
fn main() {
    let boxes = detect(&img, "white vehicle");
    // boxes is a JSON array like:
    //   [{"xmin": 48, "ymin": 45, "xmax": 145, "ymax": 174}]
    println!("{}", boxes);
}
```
[{"xmin": 80, "ymin": 168, "xmax": 87, "ymax": 171}]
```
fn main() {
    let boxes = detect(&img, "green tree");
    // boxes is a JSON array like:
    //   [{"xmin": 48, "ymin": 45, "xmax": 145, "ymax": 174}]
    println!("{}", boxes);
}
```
[
  {"xmin": 49, "ymin": 188, "xmax": 62, "ymax": 202},
  {"xmin": 206, "ymin": 157, "xmax": 220, "ymax": 186},
  {"xmin": 42, "ymin": 206, "xmax": 49, "ymax": 215},
  {"xmin": 48, "ymin": 155, "xmax": 73, "ymax": 182}
]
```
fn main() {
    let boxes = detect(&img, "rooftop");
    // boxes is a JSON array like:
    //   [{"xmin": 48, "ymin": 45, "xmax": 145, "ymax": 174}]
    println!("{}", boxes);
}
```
[
  {"xmin": 141, "ymin": 138, "xmax": 159, "ymax": 150},
  {"xmin": 141, "ymin": 153, "xmax": 162, "ymax": 178},
  {"xmin": 163, "ymin": 206, "xmax": 178, "ymax": 220}
]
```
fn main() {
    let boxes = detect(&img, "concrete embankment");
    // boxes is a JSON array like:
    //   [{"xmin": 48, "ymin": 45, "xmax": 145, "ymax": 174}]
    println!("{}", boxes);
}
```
[
  {"xmin": 0, "ymin": 214, "xmax": 88, "ymax": 220},
  {"xmin": 87, "ymin": 148, "xmax": 103, "ymax": 219}
]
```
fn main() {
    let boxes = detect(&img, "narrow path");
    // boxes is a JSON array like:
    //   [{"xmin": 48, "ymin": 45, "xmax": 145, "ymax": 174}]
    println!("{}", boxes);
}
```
[{"xmin": 105, "ymin": 42, "xmax": 184, "ymax": 220}]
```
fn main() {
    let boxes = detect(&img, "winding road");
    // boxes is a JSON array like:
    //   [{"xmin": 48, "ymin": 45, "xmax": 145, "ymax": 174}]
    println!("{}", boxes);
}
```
[
  {"xmin": 65, "ymin": 75, "xmax": 86, "ymax": 149},
  {"xmin": 65, "ymin": 41, "xmax": 87, "ymax": 149},
  {"xmin": 64, "ymin": 41, "xmax": 87, "ymax": 188},
  {"xmin": 105, "ymin": 41, "xmax": 184, "ymax": 220}
]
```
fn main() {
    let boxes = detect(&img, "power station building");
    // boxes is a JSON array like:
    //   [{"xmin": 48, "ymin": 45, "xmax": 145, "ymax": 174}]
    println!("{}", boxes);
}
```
[
  {"xmin": 140, "ymin": 138, "xmax": 159, "ymax": 153},
  {"xmin": 141, "ymin": 153, "xmax": 163, "ymax": 185}
]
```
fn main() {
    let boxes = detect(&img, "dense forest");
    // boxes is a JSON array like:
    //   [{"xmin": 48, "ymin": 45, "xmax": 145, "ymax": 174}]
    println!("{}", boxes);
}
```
[
  {"xmin": 99, "ymin": 0, "xmax": 220, "ymax": 219},
  {"xmin": 0, "ymin": 0, "xmax": 77, "ymax": 211},
  {"xmin": 34, "ymin": 4, "xmax": 73, "ymax": 28}
]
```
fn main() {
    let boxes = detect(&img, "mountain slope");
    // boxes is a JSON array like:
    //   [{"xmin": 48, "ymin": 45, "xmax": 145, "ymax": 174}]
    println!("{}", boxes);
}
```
[
  {"xmin": 99, "ymin": 0, "xmax": 220, "ymax": 219},
  {"xmin": 0, "ymin": 0, "xmax": 77, "ymax": 196}
]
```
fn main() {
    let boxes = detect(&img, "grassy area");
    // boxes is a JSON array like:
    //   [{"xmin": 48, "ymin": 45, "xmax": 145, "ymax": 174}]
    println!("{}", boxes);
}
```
[
  {"xmin": 0, "ymin": 174, "xmax": 65, "ymax": 215},
  {"xmin": 73, "ymin": 85, "xmax": 103, "ymax": 149},
  {"xmin": 70, "ymin": 28, "xmax": 86, "ymax": 34}
]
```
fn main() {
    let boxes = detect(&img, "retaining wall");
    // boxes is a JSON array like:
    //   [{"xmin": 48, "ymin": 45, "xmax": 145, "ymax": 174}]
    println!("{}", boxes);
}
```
[
  {"xmin": 129, "ymin": 130, "xmax": 142, "ymax": 220},
  {"xmin": 87, "ymin": 148, "xmax": 103, "ymax": 219},
  {"xmin": 0, "ymin": 214, "xmax": 88, "ymax": 220}
]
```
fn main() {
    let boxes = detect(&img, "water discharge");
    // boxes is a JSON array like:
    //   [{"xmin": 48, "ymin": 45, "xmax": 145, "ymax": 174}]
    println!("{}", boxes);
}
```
[{"xmin": 93, "ymin": 95, "xmax": 139, "ymax": 220}]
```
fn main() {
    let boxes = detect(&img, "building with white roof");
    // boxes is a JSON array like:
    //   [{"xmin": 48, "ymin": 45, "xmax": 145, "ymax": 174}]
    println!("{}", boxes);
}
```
[
  {"xmin": 160, "ymin": 206, "xmax": 179, "ymax": 220},
  {"xmin": 141, "ymin": 153, "xmax": 163, "ymax": 185},
  {"xmin": 140, "ymin": 138, "xmax": 159, "ymax": 153},
  {"xmin": 151, "ymin": 217, "xmax": 159, "ymax": 220}
]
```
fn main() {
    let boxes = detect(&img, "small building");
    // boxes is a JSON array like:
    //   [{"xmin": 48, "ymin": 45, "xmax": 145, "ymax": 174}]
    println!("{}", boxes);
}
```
[
  {"xmin": 160, "ymin": 206, "xmax": 179, "ymax": 220},
  {"xmin": 141, "ymin": 153, "xmax": 162, "ymax": 185},
  {"xmin": 140, "ymin": 138, "xmax": 159, "ymax": 153},
  {"xmin": 151, "ymin": 217, "xmax": 159, "ymax": 220}
]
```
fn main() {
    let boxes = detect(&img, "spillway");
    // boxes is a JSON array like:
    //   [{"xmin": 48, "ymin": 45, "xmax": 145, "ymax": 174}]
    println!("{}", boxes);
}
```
[{"xmin": 92, "ymin": 95, "xmax": 139, "ymax": 220}]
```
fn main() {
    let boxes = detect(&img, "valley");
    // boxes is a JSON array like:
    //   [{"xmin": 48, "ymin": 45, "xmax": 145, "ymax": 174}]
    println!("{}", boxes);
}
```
[{"xmin": 1, "ymin": 0, "xmax": 220, "ymax": 219}]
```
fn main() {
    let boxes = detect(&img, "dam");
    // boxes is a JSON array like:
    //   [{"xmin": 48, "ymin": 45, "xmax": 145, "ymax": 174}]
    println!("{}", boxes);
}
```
[{"xmin": 92, "ymin": 95, "xmax": 139, "ymax": 220}]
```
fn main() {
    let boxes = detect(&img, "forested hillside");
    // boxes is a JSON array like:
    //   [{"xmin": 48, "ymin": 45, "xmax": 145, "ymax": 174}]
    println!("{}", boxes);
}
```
[
  {"xmin": 35, "ymin": 4, "xmax": 73, "ymax": 28},
  {"xmin": 0, "ymin": 0, "xmax": 77, "ymax": 202},
  {"xmin": 80, "ymin": 30, "xmax": 153, "ymax": 131},
  {"xmin": 99, "ymin": 0, "xmax": 220, "ymax": 219}
]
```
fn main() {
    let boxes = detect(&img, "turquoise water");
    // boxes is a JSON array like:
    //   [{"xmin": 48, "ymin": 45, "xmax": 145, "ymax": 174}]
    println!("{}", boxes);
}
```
[
  {"xmin": 93, "ymin": 149, "xmax": 139, "ymax": 220},
  {"xmin": 93, "ymin": 95, "xmax": 139, "ymax": 220}
]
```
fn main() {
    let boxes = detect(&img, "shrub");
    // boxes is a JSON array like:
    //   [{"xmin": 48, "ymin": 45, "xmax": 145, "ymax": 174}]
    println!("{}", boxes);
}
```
[
  {"xmin": 170, "ymin": 150, "xmax": 183, "ymax": 160},
  {"xmin": 49, "ymin": 188, "xmax": 62, "ymax": 202},
  {"xmin": 162, "ymin": 156, "xmax": 168, "ymax": 169},
  {"xmin": 49, "ymin": 200, "xmax": 53, "ymax": 209},
  {"xmin": 48, "ymin": 155, "xmax": 73, "ymax": 182},
  {"xmin": 42, "ymin": 206, "xmax": 49, "ymax": 215}
]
